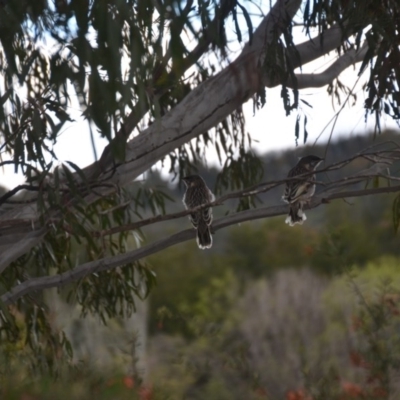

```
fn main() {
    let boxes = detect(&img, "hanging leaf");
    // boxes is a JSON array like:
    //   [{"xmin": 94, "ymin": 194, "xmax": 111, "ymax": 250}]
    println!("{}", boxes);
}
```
[
  {"xmin": 232, "ymin": 6, "xmax": 242, "ymax": 43},
  {"xmin": 300, "ymin": 99, "xmax": 313, "ymax": 108},
  {"xmin": 237, "ymin": 2, "xmax": 253, "ymax": 45},
  {"xmin": 303, "ymin": 115, "xmax": 308, "ymax": 144},
  {"xmin": 294, "ymin": 114, "xmax": 300, "ymax": 146}
]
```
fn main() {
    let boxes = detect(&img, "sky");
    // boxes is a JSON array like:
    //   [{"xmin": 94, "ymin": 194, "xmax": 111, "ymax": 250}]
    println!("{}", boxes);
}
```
[{"xmin": 0, "ymin": 4, "xmax": 399, "ymax": 189}]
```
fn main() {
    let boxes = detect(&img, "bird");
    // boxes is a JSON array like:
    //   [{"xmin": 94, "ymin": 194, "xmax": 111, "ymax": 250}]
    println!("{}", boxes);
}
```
[
  {"xmin": 182, "ymin": 174, "xmax": 215, "ymax": 249},
  {"xmin": 282, "ymin": 155, "xmax": 323, "ymax": 226}
]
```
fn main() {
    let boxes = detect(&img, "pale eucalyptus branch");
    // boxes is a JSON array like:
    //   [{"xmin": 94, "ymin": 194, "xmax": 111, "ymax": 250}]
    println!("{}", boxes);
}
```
[
  {"xmin": 90, "ymin": 0, "xmax": 239, "ymax": 179},
  {"xmin": 2, "ymin": 182, "xmax": 400, "ymax": 305},
  {"xmin": 288, "ymin": 23, "xmax": 354, "ymax": 68},
  {"xmin": 292, "ymin": 41, "xmax": 369, "ymax": 89},
  {"xmin": 0, "ymin": 228, "xmax": 47, "ymax": 275}
]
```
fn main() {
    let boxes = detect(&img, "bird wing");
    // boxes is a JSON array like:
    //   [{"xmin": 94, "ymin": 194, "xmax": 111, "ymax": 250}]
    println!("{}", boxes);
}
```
[
  {"xmin": 287, "ymin": 181, "xmax": 312, "ymax": 203},
  {"xmin": 189, "ymin": 212, "xmax": 200, "ymax": 228},
  {"xmin": 184, "ymin": 186, "xmax": 214, "ymax": 227},
  {"xmin": 202, "ymin": 189, "xmax": 214, "ymax": 225},
  {"xmin": 283, "ymin": 165, "xmax": 313, "ymax": 203},
  {"xmin": 202, "ymin": 207, "xmax": 212, "ymax": 225}
]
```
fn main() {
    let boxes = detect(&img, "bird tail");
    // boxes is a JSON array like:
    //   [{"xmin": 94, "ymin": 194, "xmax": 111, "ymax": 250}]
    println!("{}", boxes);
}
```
[
  {"xmin": 285, "ymin": 202, "xmax": 307, "ymax": 226},
  {"xmin": 196, "ymin": 222, "xmax": 212, "ymax": 249}
]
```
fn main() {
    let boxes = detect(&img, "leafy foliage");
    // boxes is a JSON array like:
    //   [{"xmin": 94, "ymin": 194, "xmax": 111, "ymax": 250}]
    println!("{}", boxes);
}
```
[{"xmin": 1, "ymin": 0, "xmax": 400, "ymax": 387}]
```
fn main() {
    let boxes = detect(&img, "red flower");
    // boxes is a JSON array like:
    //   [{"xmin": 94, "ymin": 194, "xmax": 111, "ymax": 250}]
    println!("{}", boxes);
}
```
[
  {"xmin": 341, "ymin": 381, "xmax": 364, "ymax": 398},
  {"xmin": 349, "ymin": 351, "xmax": 371, "ymax": 369},
  {"xmin": 139, "ymin": 385, "xmax": 153, "ymax": 400},
  {"xmin": 383, "ymin": 294, "xmax": 400, "ymax": 316},
  {"xmin": 123, "ymin": 376, "xmax": 135, "ymax": 389},
  {"xmin": 254, "ymin": 387, "xmax": 268, "ymax": 397},
  {"xmin": 304, "ymin": 245, "xmax": 314, "ymax": 256},
  {"xmin": 286, "ymin": 389, "xmax": 312, "ymax": 400}
]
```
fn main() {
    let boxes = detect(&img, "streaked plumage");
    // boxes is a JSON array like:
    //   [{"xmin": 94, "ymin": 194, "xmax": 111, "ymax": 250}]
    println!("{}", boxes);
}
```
[
  {"xmin": 282, "ymin": 155, "xmax": 323, "ymax": 226},
  {"xmin": 182, "ymin": 174, "xmax": 215, "ymax": 249}
]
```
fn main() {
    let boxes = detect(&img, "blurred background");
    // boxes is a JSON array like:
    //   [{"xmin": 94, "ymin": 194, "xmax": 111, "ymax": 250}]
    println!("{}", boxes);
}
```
[{"xmin": 3, "ymin": 130, "xmax": 399, "ymax": 400}]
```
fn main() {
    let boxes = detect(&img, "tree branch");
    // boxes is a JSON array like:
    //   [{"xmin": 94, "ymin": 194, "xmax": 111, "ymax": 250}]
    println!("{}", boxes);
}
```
[
  {"xmin": 91, "ymin": 148, "xmax": 400, "ymax": 236},
  {"xmin": 291, "ymin": 41, "xmax": 369, "ymax": 89},
  {"xmin": 288, "ymin": 21, "xmax": 368, "ymax": 70},
  {"xmin": 90, "ymin": 0, "xmax": 238, "ymax": 180},
  {"xmin": 0, "ymin": 227, "xmax": 47, "ymax": 274},
  {"xmin": 2, "ymin": 182, "xmax": 400, "ymax": 305},
  {"xmin": 86, "ymin": 0, "xmax": 304, "ymax": 192},
  {"xmin": 2, "ymin": 146, "xmax": 400, "ymax": 301}
]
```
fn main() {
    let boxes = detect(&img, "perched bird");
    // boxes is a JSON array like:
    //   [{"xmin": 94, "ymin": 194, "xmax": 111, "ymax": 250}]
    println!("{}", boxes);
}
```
[
  {"xmin": 182, "ymin": 174, "xmax": 215, "ymax": 249},
  {"xmin": 282, "ymin": 155, "xmax": 323, "ymax": 226}
]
